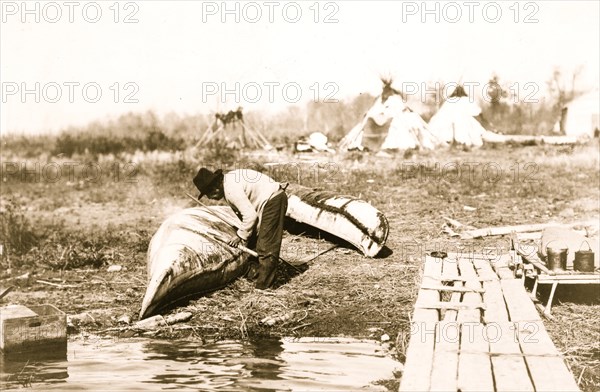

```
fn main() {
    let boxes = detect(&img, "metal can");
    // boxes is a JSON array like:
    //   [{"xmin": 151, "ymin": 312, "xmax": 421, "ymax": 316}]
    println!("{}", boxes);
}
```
[
  {"xmin": 574, "ymin": 248, "xmax": 595, "ymax": 272},
  {"xmin": 546, "ymin": 246, "xmax": 568, "ymax": 272}
]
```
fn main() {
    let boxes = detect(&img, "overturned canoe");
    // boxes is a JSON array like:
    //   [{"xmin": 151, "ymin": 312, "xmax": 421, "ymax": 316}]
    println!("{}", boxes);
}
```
[
  {"xmin": 139, "ymin": 206, "xmax": 247, "ymax": 319},
  {"xmin": 286, "ymin": 184, "xmax": 389, "ymax": 257},
  {"xmin": 140, "ymin": 187, "xmax": 389, "ymax": 318}
]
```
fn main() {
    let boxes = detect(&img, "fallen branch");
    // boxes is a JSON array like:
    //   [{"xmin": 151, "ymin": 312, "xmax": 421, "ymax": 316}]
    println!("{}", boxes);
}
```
[
  {"xmin": 442, "ymin": 225, "xmax": 461, "ymax": 238},
  {"xmin": 443, "ymin": 216, "xmax": 475, "ymax": 230},
  {"xmin": 0, "ymin": 285, "xmax": 14, "ymax": 301},
  {"xmin": 100, "ymin": 324, "xmax": 219, "ymax": 334},
  {"xmin": 36, "ymin": 279, "xmax": 79, "ymax": 289},
  {"xmin": 4, "ymin": 272, "xmax": 30, "ymax": 283},
  {"xmin": 260, "ymin": 312, "xmax": 294, "ymax": 326},
  {"xmin": 68, "ymin": 312, "xmax": 96, "ymax": 326},
  {"xmin": 291, "ymin": 322, "xmax": 313, "ymax": 331},
  {"xmin": 97, "ymin": 313, "xmax": 193, "ymax": 337},
  {"xmin": 133, "ymin": 312, "xmax": 193, "ymax": 330}
]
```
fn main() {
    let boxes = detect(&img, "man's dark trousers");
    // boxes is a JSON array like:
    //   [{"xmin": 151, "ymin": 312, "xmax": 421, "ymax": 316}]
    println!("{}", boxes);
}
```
[{"xmin": 255, "ymin": 189, "xmax": 287, "ymax": 289}]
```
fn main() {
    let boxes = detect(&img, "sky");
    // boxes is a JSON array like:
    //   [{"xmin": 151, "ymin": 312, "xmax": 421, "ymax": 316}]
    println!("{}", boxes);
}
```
[{"xmin": 1, "ymin": 0, "xmax": 599, "ymax": 134}]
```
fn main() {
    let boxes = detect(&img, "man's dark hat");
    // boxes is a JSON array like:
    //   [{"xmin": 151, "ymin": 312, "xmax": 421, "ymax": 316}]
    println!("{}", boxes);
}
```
[{"xmin": 193, "ymin": 168, "xmax": 223, "ymax": 199}]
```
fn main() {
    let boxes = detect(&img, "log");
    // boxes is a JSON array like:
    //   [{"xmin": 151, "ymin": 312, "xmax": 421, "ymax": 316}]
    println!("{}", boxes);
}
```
[{"xmin": 461, "ymin": 220, "xmax": 598, "ymax": 239}]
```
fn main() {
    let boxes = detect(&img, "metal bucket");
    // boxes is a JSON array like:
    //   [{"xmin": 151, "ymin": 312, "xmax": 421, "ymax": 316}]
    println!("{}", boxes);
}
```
[
  {"xmin": 546, "ymin": 246, "xmax": 568, "ymax": 271},
  {"xmin": 574, "ymin": 242, "xmax": 595, "ymax": 272}
]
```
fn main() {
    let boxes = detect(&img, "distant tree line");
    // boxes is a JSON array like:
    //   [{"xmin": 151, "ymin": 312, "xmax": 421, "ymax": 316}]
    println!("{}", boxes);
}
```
[{"xmin": 2, "ymin": 68, "xmax": 590, "ymax": 157}]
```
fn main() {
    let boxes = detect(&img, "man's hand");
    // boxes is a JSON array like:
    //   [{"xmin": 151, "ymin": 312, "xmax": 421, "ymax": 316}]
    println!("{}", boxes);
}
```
[{"xmin": 227, "ymin": 236, "xmax": 246, "ymax": 248}]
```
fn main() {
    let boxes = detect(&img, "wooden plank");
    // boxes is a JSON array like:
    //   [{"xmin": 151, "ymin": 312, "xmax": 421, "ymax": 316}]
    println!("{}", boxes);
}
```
[
  {"xmin": 501, "ymin": 279, "xmax": 541, "ymax": 322},
  {"xmin": 482, "ymin": 279, "xmax": 510, "ymax": 323},
  {"xmin": 430, "ymin": 321, "xmax": 460, "ymax": 391},
  {"xmin": 514, "ymin": 321, "xmax": 580, "ymax": 391},
  {"xmin": 537, "ymin": 275, "xmax": 600, "ymax": 282},
  {"xmin": 513, "ymin": 321, "xmax": 561, "ymax": 357},
  {"xmin": 446, "ymin": 251, "xmax": 510, "ymax": 261},
  {"xmin": 460, "ymin": 220, "xmax": 597, "ymax": 239},
  {"xmin": 421, "ymin": 284, "xmax": 484, "ymax": 293},
  {"xmin": 458, "ymin": 323, "xmax": 494, "ymax": 392},
  {"xmin": 471, "ymin": 258, "xmax": 500, "ymax": 281},
  {"xmin": 489, "ymin": 322, "xmax": 535, "ymax": 391},
  {"xmin": 491, "ymin": 254, "xmax": 515, "ymax": 280},
  {"xmin": 442, "ymin": 256, "xmax": 459, "ymax": 278},
  {"xmin": 445, "ymin": 251, "xmax": 495, "ymax": 260},
  {"xmin": 457, "ymin": 257, "xmax": 483, "ymax": 323},
  {"xmin": 404, "ymin": 253, "xmax": 578, "ymax": 392},
  {"xmin": 400, "ymin": 322, "xmax": 437, "ymax": 392},
  {"xmin": 400, "ymin": 256, "xmax": 442, "ymax": 392},
  {"xmin": 536, "ymin": 270, "xmax": 600, "ymax": 276},
  {"xmin": 442, "ymin": 257, "xmax": 461, "ymax": 322},
  {"xmin": 417, "ymin": 302, "xmax": 486, "ymax": 310},
  {"xmin": 424, "ymin": 275, "xmax": 494, "ymax": 282},
  {"xmin": 454, "ymin": 259, "xmax": 484, "ymax": 392},
  {"xmin": 414, "ymin": 256, "xmax": 443, "ymax": 321},
  {"xmin": 526, "ymin": 357, "xmax": 581, "ymax": 391},
  {"xmin": 462, "ymin": 222, "xmax": 557, "ymax": 239},
  {"xmin": 473, "ymin": 258, "xmax": 510, "ymax": 323}
]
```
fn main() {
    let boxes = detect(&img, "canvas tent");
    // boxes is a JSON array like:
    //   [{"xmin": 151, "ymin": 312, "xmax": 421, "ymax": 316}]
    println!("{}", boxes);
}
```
[
  {"xmin": 339, "ymin": 83, "xmax": 444, "ymax": 152},
  {"xmin": 428, "ymin": 86, "xmax": 490, "ymax": 147},
  {"xmin": 557, "ymin": 91, "xmax": 599, "ymax": 139}
]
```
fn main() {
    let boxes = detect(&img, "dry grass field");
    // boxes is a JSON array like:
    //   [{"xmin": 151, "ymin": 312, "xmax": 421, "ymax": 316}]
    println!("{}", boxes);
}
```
[{"xmin": 1, "ymin": 140, "xmax": 599, "ymax": 390}]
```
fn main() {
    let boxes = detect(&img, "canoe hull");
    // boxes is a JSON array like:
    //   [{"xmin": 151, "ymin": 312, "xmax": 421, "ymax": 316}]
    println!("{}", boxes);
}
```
[
  {"xmin": 286, "ymin": 184, "xmax": 389, "ymax": 257},
  {"xmin": 139, "ymin": 207, "xmax": 247, "ymax": 319}
]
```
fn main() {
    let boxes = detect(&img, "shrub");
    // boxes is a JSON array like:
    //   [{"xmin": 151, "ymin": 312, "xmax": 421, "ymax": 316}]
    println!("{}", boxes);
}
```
[{"xmin": 0, "ymin": 199, "xmax": 39, "ymax": 256}]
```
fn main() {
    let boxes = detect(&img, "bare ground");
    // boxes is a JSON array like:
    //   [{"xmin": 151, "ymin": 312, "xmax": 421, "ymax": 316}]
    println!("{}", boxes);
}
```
[{"xmin": 1, "ymin": 142, "xmax": 599, "ymax": 390}]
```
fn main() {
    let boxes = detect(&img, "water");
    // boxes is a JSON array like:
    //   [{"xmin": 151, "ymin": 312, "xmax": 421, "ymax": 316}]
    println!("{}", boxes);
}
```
[{"xmin": 0, "ymin": 337, "xmax": 400, "ymax": 391}]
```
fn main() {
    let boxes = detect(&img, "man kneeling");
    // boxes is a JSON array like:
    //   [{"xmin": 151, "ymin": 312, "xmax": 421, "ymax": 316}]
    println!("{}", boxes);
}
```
[{"xmin": 193, "ymin": 167, "xmax": 288, "ymax": 289}]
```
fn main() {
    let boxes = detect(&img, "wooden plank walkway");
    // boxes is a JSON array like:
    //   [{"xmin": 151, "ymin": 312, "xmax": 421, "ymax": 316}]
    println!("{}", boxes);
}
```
[{"xmin": 400, "ymin": 253, "xmax": 580, "ymax": 392}]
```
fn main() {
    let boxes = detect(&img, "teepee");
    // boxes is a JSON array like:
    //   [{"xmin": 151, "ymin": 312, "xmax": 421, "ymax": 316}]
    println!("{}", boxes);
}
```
[
  {"xmin": 428, "ymin": 86, "xmax": 488, "ymax": 147},
  {"xmin": 339, "ymin": 80, "xmax": 444, "ymax": 152},
  {"xmin": 196, "ymin": 108, "xmax": 273, "ymax": 150}
]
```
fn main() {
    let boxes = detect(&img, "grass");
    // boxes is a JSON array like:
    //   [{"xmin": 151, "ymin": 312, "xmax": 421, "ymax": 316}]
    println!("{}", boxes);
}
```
[
  {"xmin": 547, "ymin": 302, "xmax": 600, "ymax": 391},
  {"xmin": 0, "ymin": 203, "xmax": 149, "ymax": 271},
  {"xmin": 1, "ymin": 140, "xmax": 599, "ymax": 390}
]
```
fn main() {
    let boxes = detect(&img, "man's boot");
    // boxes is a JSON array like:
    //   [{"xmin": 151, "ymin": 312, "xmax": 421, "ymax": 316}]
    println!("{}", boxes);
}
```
[{"xmin": 255, "ymin": 256, "xmax": 277, "ymax": 289}]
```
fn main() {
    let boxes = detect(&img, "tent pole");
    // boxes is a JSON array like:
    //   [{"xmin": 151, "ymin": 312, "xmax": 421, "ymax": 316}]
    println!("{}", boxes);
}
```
[{"xmin": 196, "ymin": 118, "xmax": 216, "ymax": 147}]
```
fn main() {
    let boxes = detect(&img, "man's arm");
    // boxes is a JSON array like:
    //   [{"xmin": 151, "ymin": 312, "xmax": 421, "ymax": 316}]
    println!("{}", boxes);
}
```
[{"xmin": 223, "ymin": 178, "xmax": 258, "ymax": 240}]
